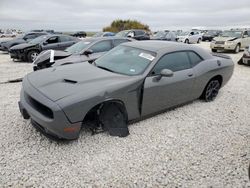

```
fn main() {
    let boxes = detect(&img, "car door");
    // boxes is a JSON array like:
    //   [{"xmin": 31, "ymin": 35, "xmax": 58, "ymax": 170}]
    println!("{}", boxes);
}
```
[
  {"xmin": 241, "ymin": 31, "xmax": 250, "ymax": 48},
  {"xmin": 142, "ymin": 51, "xmax": 195, "ymax": 116},
  {"xmin": 80, "ymin": 40, "xmax": 113, "ymax": 62},
  {"xmin": 42, "ymin": 36, "xmax": 60, "ymax": 51},
  {"xmin": 58, "ymin": 36, "xmax": 76, "ymax": 50}
]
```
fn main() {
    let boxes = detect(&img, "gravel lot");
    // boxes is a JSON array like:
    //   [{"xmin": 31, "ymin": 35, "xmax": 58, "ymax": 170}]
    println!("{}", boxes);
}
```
[{"xmin": 0, "ymin": 41, "xmax": 249, "ymax": 187}]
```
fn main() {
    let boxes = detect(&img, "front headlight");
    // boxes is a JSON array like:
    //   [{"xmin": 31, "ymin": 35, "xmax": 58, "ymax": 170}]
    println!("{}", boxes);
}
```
[{"xmin": 225, "ymin": 41, "xmax": 234, "ymax": 45}]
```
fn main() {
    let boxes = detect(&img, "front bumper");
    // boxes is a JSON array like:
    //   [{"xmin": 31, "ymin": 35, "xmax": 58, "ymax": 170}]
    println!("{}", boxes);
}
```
[
  {"xmin": 19, "ymin": 76, "xmax": 81, "ymax": 140},
  {"xmin": 202, "ymin": 36, "xmax": 213, "ymax": 41},
  {"xmin": 9, "ymin": 49, "xmax": 25, "ymax": 60},
  {"xmin": 210, "ymin": 42, "xmax": 237, "ymax": 51}
]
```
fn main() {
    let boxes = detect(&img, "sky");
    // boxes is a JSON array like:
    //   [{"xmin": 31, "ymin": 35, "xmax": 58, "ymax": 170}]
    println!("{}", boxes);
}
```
[{"xmin": 0, "ymin": 0, "xmax": 250, "ymax": 31}]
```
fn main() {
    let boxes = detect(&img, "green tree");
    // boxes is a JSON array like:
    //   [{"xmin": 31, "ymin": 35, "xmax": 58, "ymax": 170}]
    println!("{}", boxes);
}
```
[{"xmin": 103, "ymin": 19, "xmax": 150, "ymax": 33}]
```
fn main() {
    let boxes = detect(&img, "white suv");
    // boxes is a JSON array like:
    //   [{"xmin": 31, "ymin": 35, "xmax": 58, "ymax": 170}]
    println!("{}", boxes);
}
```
[
  {"xmin": 210, "ymin": 30, "xmax": 250, "ymax": 53},
  {"xmin": 177, "ymin": 31, "xmax": 202, "ymax": 44}
]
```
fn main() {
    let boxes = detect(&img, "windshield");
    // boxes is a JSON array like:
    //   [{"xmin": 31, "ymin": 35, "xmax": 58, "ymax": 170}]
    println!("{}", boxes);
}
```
[
  {"xmin": 95, "ymin": 45, "xmax": 156, "ymax": 76},
  {"xmin": 153, "ymin": 31, "xmax": 167, "ymax": 38},
  {"xmin": 179, "ymin": 31, "xmax": 190, "ymax": 36},
  {"xmin": 29, "ymin": 36, "xmax": 48, "ymax": 44},
  {"xmin": 65, "ymin": 41, "xmax": 92, "ymax": 54},
  {"xmin": 116, "ymin": 30, "xmax": 129, "ymax": 37},
  {"xmin": 221, "ymin": 31, "xmax": 242, "ymax": 38}
]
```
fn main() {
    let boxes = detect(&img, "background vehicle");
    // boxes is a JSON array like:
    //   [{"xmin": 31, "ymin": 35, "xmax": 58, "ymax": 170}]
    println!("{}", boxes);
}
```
[
  {"xmin": 9, "ymin": 34, "xmax": 79, "ymax": 62},
  {"xmin": 0, "ymin": 30, "xmax": 16, "ymax": 38},
  {"xmin": 0, "ymin": 32, "xmax": 48, "ymax": 52},
  {"xmin": 71, "ymin": 31, "xmax": 87, "ymax": 38},
  {"xmin": 151, "ymin": 30, "xmax": 177, "ymax": 41},
  {"xmin": 210, "ymin": 30, "xmax": 250, "ymax": 53},
  {"xmin": 238, "ymin": 45, "xmax": 250, "ymax": 65},
  {"xmin": 116, "ymin": 29, "xmax": 150, "ymax": 40},
  {"xmin": 93, "ymin": 32, "xmax": 115, "ymax": 37},
  {"xmin": 19, "ymin": 41, "xmax": 234, "ymax": 140},
  {"xmin": 33, "ymin": 37, "xmax": 133, "ymax": 70},
  {"xmin": 177, "ymin": 31, "xmax": 202, "ymax": 44},
  {"xmin": 202, "ymin": 30, "xmax": 222, "ymax": 41}
]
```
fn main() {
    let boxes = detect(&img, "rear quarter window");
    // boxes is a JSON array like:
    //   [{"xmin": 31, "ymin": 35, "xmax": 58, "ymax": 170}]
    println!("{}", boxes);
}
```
[{"xmin": 187, "ymin": 51, "xmax": 203, "ymax": 67}]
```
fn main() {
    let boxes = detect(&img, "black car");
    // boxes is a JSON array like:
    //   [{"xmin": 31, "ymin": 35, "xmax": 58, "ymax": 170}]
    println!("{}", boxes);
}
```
[
  {"xmin": 9, "ymin": 34, "xmax": 79, "ymax": 62},
  {"xmin": 202, "ymin": 30, "xmax": 222, "ymax": 41},
  {"xmin": 71, "ymin": 31, "xmax": 87, "ymax": 38},
  {"xmin": 33, "ymin": 37, "xmax": 133, "ymax": 71},
  {"xmin": 151, "ymin": 31, "xmax": 177, "ymax": 41},
  {"xmin": 116, "ymin": 29, "xmax": 150, "ymax": 40},
  {"xmin": 0, "ymin": 32, "xmax": 48, "ymax": 52}
]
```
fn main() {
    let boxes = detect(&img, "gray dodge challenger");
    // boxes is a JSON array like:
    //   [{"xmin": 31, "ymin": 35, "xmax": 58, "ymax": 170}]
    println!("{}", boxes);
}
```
[{"xmin": 19, "ymin": 41, "xmax": 234, "ymax": 140}]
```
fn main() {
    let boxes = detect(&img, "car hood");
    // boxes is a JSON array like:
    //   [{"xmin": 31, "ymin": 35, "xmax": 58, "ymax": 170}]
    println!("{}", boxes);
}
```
[
  {"xmin": 33, "ymin": 50, "xmax": 72, "ymax": 65},
  {"xmin": 213, "ymin": 37, "xmax": 238, "ymax": 41},
  {"xmin": 10, "ymin": 43, "xmax": 36, "ymax": 50},
  {"xmin": 27, "ymin": 63, "xmax": 138, "ymax": 102}
]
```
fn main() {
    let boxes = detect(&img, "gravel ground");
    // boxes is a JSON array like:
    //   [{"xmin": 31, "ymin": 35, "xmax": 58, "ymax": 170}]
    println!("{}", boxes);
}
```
[{"xmin": 0, "ymin": 42, "xmax": 249, "ymax": 187}]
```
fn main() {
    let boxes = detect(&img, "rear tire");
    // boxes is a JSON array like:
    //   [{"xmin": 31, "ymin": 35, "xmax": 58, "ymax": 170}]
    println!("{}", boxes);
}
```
[
  {"xmin": 27, "ymin": 50, "xmax": 39, "ymax": 62},
  {"xmin": 185, "ymin": 39, "xmax": 189, "ymax": 44},
  {"xmin": 201, "ymin": 79, "xmax": 221, "ymax": 102},
  {"xmin": 197, "ymin": 38, "xmax": 201, "ymax": 43}
]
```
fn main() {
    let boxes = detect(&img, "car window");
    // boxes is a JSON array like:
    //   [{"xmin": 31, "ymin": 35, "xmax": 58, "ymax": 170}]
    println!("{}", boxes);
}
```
[
  {"xmin": 134, "ymin": 30, "xmax": 144, "ymax": 36},
  {"xmin": 24, "ymin": 34, "xmax": 37, "ymax": 39},
  {"xmin": 90, "ymin": 40, "xmax": 112, "ymax": 53},
  {"xmin": 152, "ymin": 52, "xmax": 191, "ymax": 74},
  {"xmin": 187, "ymin": 51, "xmax": 203, "ymax": 67},
  {"xmin": 59, "ymin": 35, "xmax": 73, "ymax": 42},
  {"xmin": 47, "ymin": 36, "xmax": 59, "ymax": 44},
  {"xmin": 113, "ymin": 39, "xmax": 130, "ymax": 47},
  {"xmin": 248, "ymin": 31, "xmax": 250, "ymax": 36},
  {"xmin": 243, "ymin": 31, "xmax": 248, "ymax": 36}
]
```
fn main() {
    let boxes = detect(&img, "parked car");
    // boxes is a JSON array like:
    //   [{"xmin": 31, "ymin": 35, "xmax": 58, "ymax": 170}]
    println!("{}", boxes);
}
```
[
  {"xmin": 0, "ymin": 31, "xmax": 16, "ymax": 38},
  {"xmin": 177, "ymin": 31, "xmax": 202, "ymax": 44},
  {"xmin": 9, "ymin": 34, "xmax": 79, "ymax": 62},
  {"xmin": 0, "ymin": 32, "xmax": 48, "ymax": 52},
  {"xmin": 71, "ymin": 31, "xmax": 87, "ymax": 38},
  {"xmin": 210, "ymin": 30, "xmax": 250, "ymax": 53},
  {"xmin": 93, "ymin": 32, "xmax": 115, "ymax": 37},
  {"xmin": 202, "ymin": 30, "xmax": 222, "ymax": 41},
  {"xmin": 116, "ymin": 29, "xmax": 150, "ymax": 40},
  {"xmin": 33, "ymin": 37, "xmax": 133, "ymax": 71},
  {"xmin": 18, "ymin": 41, "xmax": 234, "ymax": 140},
  {"xmin": 238, "ymin": 45, "xmax": 250, "ymax": 65},
  {"xmin": 151, "ymin": 30, "xmax": 177, "ymax": 41}
]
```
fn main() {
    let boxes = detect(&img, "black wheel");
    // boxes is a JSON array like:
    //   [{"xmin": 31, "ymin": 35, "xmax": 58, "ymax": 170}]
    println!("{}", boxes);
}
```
[
  {"xmin": 197, "ymin": 38, "xmax": 201, "ymax": 43},
  {"xmin": 212, "ymin": 49, "xmax": 217, "ymax": 52},
  {"xmin": 27, "ymin": 50, "xmax": 39, "ymax": 62},
  {"xmin": 234, "ymin": 44, "xmax": 240, "ymax": 53},
  {"xmin": 201, "ymin": 79, "xmax": 221, "ymax": 102},
  {"xmin": 238, "ymin": 58, "xmax": 243, "ymax": 65},
  {"xmin": 185, "ymin": 39, "xmax": 189, "ymax": 44},
  {"xmin": 99, "ymin": 103, "xmax": 129, "ymax": 137}
]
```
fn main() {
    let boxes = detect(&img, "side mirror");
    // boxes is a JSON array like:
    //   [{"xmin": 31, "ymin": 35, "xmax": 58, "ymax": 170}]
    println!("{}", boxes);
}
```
[
  {"xmin": 43, "ymin": 41, "xmax": 48, "ymax": 45},
  {"xmin": 83, "ymin": 49, "xmax": 93, "ymax": 56},
  {"xmin": 155, "ymin": 69, "xmax": 173, "ymax": 81}
]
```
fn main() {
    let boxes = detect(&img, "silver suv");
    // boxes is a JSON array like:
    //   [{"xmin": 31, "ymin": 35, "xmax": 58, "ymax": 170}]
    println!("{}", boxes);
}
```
[{"xmin": 210, "ymin": 30, "xmax": 250, "ymax": 53}]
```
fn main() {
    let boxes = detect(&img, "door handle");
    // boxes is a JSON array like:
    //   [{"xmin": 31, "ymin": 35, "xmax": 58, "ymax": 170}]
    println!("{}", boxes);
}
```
[
  {"xmin": 217, "ymin": 60, "xmax": 221, "ymax": 66},
  {"xmin": 188, "ymin": 73, "xmax": 193, "ymax": 77}
]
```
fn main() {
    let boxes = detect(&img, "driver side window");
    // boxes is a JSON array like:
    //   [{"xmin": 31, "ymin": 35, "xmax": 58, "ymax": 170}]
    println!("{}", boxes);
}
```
[
  {"xmin": 152, "ymin": 52, "xmax": 191, "ymax": 75},
  {"xmin": 47, "ymin": 36, "xmax": 59, "ymax": 44}
]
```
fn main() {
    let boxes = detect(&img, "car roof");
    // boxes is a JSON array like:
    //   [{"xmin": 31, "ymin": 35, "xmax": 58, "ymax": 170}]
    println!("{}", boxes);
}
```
[{"xmin": 79, "ymin": 36, "xmax": 132, "ymax": 42}]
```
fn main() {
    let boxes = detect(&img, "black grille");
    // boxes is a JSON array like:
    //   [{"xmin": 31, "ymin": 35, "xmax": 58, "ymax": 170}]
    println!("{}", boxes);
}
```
[
  {"xmin": 25, "ymin": 93, "xmax": 54, "ymax": 119},
  {"xmin": 215, "ymin": 41, "xmax": 225, "ymax": 45}
]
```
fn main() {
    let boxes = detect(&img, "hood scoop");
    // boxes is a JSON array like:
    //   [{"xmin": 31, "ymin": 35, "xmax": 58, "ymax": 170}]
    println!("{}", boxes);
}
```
[{"xmin": 63, "ymin": 79, "xmax": 77, "ymax": 84}]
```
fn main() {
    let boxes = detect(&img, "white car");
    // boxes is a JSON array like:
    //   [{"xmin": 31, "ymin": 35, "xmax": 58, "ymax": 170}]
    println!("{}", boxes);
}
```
[
  {"xmin": 177, "ymin": 31, "xmax": 202, "ymax": 44},
  {"xmin": 210, "ymin": 30, "xmax": 250, "ymax": 53},
  {"xmin": 0, "ymin": 31, "xmax": 16, "ymax": 38}
]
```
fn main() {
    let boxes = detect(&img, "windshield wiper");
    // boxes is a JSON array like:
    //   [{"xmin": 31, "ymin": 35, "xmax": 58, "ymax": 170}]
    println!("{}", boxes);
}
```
[{"xmin": 96, "ymin": 65, "xmax": 114, "ymax": 73}]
